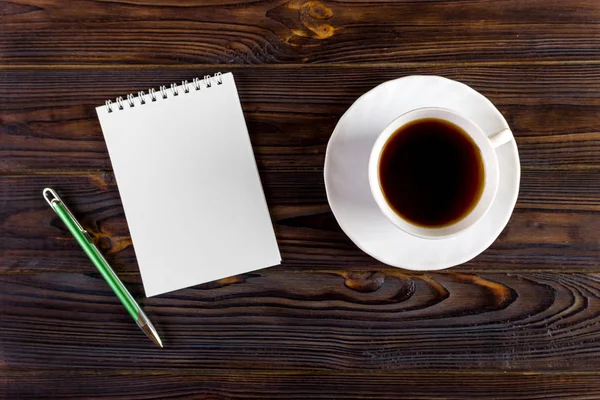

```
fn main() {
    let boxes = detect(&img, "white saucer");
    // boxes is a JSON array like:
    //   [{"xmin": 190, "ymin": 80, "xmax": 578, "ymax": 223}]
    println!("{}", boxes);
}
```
[{"xmin": 324, "ymin": 76, "xmax": 520, "ymax": 270}]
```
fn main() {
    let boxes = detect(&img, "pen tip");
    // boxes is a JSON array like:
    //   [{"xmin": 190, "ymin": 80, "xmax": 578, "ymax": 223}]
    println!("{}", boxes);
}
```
[{"xmin": 139, "ymin": 319, "xmax": 163, "ymax": 348}]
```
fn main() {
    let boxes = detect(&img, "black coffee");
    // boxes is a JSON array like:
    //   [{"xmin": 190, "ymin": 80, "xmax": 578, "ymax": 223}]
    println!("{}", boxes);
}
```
[{"xmin": 378, "ymin": 118, "xmax": 485, "ymax": 227}]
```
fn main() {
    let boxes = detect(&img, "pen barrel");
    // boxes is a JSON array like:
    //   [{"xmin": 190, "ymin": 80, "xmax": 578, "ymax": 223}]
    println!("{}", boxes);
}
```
[{"xmin": 52, "ymin": 202, "xmax": 139, "ymax": 320}]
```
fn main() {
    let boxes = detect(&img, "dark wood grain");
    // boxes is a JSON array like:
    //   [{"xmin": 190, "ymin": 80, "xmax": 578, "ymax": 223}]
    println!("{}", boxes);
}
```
[
  {"xmin": 2, "ymin": 0, "xmax": 600, "ymax": 395},
  {"xmin": 1, "ymin": 171, "xmax": 598, "ymax": 274},
  {"xmin": 3, "ymin": 270, "xmax": 600, "ymax": 371},
  {"xmin": 4, "ymin": 369, "xmax": 600, "ymax": 399},
  {"xmin": 1, "ymin": 0, "xmax": 600, "ymax": 65},
  {"xmin": 2, "ymin": 65, "xmax": 600, "ymax": 171}
]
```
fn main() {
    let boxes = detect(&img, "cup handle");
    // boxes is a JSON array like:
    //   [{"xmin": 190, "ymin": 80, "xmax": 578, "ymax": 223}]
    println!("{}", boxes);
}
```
[{"xmin": 488, "ymin": 128, "xmax": 513, "ymax": 149}]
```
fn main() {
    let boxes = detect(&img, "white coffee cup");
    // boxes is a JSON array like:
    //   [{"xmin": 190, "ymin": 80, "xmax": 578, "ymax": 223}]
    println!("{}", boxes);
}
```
[{"xmin": 368, "ymin": 107, "xmax": 513, "ymax": 240}]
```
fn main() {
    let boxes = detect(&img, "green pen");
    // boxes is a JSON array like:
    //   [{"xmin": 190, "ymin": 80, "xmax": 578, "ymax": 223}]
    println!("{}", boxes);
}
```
[{"xmin": 43, "ymin": 188, "xmax": 163, "ymax": 347}]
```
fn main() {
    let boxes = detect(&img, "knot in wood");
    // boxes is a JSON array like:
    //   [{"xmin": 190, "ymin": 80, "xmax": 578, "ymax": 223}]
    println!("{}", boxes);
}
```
[{"xmin": 344, "ymin": 271, "xmax": 386, "ymax": 293}]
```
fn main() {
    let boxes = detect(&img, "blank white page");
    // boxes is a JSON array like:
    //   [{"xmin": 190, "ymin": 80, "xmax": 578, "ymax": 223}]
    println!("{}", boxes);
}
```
[{"xmin": 96, "ymin": 73, "xmax": 280, "ymax": 297}]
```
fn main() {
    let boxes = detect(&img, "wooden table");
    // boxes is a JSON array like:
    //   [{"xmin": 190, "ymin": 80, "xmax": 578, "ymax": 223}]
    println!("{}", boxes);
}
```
[{"xmin": 1, "ymin": 0, "xmax": 599, "ymax": 398}]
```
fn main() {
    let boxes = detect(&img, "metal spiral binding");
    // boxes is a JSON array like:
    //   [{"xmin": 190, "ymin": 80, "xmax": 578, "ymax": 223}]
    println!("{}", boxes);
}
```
[{"xmin": 105, "ymin": 72, "xmax": 223, "ymax": 113}]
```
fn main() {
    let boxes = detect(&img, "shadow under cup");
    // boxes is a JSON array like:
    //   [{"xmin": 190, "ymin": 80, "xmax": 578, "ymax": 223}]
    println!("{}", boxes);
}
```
[{"xmin": 368, "ymin": 108, "xmax": 501, "ymax": 240}]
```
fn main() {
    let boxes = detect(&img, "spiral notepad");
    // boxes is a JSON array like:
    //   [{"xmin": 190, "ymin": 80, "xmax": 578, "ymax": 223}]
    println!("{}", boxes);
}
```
[{"xmin": 96, "ymin": 72, "xmax": 280, "ymax": 297}]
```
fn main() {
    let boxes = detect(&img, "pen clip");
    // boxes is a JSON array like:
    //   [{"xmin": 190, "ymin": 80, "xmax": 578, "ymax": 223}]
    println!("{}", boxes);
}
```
[{"xmin": 43, "ymin": 188, "xmax": 89, "ymax": 237}]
